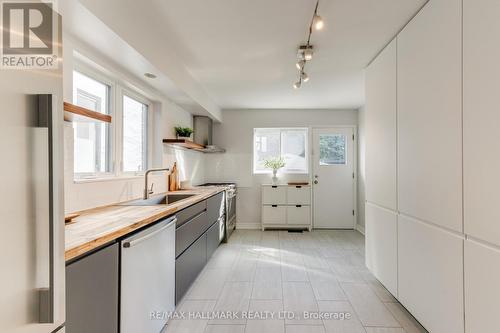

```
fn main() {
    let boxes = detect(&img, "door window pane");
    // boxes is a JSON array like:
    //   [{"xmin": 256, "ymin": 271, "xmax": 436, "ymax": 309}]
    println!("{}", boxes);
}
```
[
  {"xmin": 319, "ymin": 134, "xmax": 346, "ymax": 165},
  {"xmin": 73, "ymin": 71, "xmax": 111, "ymax": 174},
  {"xmin": 122, "ymin": 95, "xmax": 148, "ymax": 172}
]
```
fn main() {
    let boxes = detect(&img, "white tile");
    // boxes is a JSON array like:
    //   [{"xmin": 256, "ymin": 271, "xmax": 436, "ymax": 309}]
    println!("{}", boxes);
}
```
[
  {"xmin": 364, "ymin": 328, "xmax": 405, "ymax": 333},
  {"xmin": 204, "ymin": 325, "xmax": 246, "ymax": 333},
  {"xmin": 251, "ymin": 280, "xmax": 283, "ymax": 300},
  {"xmin": 246, "ymin": 320, "xmax": 285, "ymax": 333},
  {"xmin": 385, "ymin": 302, "xmax": 427, "ymax": 333},
  {"xmin": 165, "ymin": 300, "xmax": 216, "ymax": 333},
  {"xmin": 283, "ymin": 282, "xmax": 321, "ymax": 325},
  {"xmin": 285, "ymin": 325, "xmax": 325, "ymax": 333},
  {"xmin": 317, "ymin": 301, "xmax": 366, "ymax": 333},
  {"xmin": 310, "ymin": 279, "xmax": 347, "ymax": 301},
  {"xmin": 187, "ymin": 268, "xmax": 230, "ymax": 300},
  {"xmin": 210, "ymin": 282, "xmax": 252, "ymax": 325},
  {"xmin": 340, "ymin": 282, "xmax": 400, "ymax": 327},
  {"xmin": 366, "ymin": 280, "xmax": 397, "ymax": 303}
]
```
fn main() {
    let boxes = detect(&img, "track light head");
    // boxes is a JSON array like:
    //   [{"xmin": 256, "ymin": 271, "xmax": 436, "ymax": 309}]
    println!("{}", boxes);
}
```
[
  {"xmin": 304, "ymin": 49, "xmax": 313, "ymax": 61},
  {"xmin": 301, "ymin": 72, "xmax": 309, "ymax": 82},
  {"xmin": 293, "ymin": 80, "xmax": 302, "ymax": 89},
  {"xmin": 313, "ymin": 14, "xmax": 324, "ymax": 30},
  {"xmin": 296, "ymin": 60, "xmax": 305, "ymax": 70}
]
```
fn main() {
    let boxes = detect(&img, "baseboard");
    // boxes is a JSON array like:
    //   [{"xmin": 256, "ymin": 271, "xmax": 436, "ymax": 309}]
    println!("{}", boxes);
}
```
[
  {"xmin": 356, "ymin": 224, "xmax": 365, "ymax": 235},
  {"xmin": 236, "ymin": 222, "xmax": 261, "ymax": 230}
]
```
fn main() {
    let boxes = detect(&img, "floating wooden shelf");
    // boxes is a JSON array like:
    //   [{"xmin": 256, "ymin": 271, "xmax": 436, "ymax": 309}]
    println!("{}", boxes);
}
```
[
  {"xmin": 63, "ymin": 102, "xmax": 112, "ymax": 123},
  {"xmin": 163, "ymin": 139, "xmax": 205, "ymax": 150}
]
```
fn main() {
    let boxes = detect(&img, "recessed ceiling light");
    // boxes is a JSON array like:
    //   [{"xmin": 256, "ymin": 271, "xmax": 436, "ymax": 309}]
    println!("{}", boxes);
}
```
[{"xmin": 144, "ymin": 73, "xmax": 157, "ymax": 79}]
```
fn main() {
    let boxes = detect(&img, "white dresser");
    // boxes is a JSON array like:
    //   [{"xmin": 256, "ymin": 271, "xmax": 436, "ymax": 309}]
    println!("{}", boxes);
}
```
[{"xmin": 261, "ymin": 184, "xmax": 312, "ymax": 231}]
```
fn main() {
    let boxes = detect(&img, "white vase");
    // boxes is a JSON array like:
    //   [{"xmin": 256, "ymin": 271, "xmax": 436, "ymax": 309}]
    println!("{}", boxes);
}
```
[{"xmin": 272, "ymin": 169, "xmax": 278, "ymax": 185}]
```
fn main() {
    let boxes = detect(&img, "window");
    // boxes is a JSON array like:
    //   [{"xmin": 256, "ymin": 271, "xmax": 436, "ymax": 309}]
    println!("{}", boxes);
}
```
[
  {"xmin": 72, "ymin": 67, "xmax": 152, "ymax": 180},
  {"xmin": 319, "ymin": 134, "xmax": 346, "ymax": 165},
  {"xmin": 253, "ymin": 128, "xmax": 308, "ymax": 174},
  {"xmin": 72, "ymin": 71, "xmax": 112, "ymax": 175},
  {"xmin": 122, "ymin": 95, "xmax": 148, "ymax": 172}
]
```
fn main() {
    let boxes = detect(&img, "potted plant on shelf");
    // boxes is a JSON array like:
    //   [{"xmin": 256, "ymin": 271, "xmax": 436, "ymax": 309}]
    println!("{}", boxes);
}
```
[
  {"xmin": 174, "ymin": 126, "xmax": 194, "ymax": 140},
  {"xmin": 264, "ymin": 157, "xmax": 286, "ymax": 185}
]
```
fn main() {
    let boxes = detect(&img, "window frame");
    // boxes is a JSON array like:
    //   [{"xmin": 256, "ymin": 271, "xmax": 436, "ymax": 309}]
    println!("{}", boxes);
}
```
[
  {"xmin": 72, "ymin": 62, "xmax": 153, "ymax": 180},
  {"xmin": 253, "ymin": 127, "xmax": 309, "ymax": 175},
  {"xmin": 117, "ymin": 87, "xmax": 153, "ymax": 176},
  {"xmin": 72, "ymin": 65, "xmax": 116, "ymax": 180}
]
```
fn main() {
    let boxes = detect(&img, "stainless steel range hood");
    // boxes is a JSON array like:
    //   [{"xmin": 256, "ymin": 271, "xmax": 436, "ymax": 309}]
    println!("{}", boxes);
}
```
[{"xmin": 193, "ymin": 116, "xmax": 226, "ymax": 153}]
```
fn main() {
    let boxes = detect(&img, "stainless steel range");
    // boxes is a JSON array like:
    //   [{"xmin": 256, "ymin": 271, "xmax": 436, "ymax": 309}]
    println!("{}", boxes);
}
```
[{"xmin": 200, "ymin": 182, "xmax": 236, "ymax": 242}]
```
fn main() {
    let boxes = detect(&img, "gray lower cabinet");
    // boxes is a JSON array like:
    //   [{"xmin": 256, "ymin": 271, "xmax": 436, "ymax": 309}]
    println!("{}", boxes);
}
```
[
  {"xmin": 207, "ymin": 218, "xmax": 222, "ymax": 260},
  {"xmin": 66, "ymin": 243, "xmax": 119, "ymax": 333},
  {"xmin": 175, "ymin": 211, "xmax": 209, "ymax": 257},
  {"xmin": 175, "ymin": 233, "xmax": 207, "ymax": 304},
  {"xmin": 207, "ymin": 192, "xmax": 224, "ymax": 225}
]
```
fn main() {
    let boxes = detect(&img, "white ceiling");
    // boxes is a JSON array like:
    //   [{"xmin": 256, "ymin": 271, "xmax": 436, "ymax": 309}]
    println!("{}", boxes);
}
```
[{"xmin": 148, "ymin": 0, "xmax": 427, "ymax": 110}]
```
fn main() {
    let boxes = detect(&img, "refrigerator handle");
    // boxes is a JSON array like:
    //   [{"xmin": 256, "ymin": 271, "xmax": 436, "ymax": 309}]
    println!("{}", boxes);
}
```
[{"xmin": 36, "ymin": 94, "xmax": 55, "ymax": 324}]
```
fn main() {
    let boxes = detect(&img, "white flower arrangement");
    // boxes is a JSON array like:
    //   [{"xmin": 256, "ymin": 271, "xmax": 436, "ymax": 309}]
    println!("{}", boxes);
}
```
[{"xmin": 263, "ymin": 157, "xmax": 286, "ymax": 171}]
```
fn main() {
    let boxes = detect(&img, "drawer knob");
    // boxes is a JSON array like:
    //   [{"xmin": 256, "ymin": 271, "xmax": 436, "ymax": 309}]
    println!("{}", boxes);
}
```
[{"xmin": 296, "ymin": 205, "xmax": 302, "ymax": 208}]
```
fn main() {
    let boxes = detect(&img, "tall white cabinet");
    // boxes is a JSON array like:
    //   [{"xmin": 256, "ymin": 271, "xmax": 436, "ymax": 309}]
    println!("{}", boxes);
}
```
[
  {"xmin": 365, "ymin": 39, "xmax": 398, "ymax": 298},
  {"xmin": 463, "ymin": 0, "xmax": 500, "ymax": 331},
  {"xmin": 366, "ymin": 0, "xmax": 466, "ymax": 332}
]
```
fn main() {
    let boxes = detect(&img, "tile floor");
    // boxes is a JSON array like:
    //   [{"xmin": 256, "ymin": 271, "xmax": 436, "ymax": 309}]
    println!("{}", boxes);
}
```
[{"xmin": 165, "ymin": 230, "xmax": 427, "ymax": 333}]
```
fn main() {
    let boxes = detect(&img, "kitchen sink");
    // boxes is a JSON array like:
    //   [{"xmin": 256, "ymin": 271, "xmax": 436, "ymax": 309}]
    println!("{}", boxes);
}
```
[{"xmin": 119, "ymin": 193, "xmax": 195, "ymax": 206}]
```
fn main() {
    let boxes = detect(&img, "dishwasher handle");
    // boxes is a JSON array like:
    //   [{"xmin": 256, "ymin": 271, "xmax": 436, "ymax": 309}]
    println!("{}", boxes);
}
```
[{"xmin": 123, "ymin": 216, "xmax": 177, "ymax": 248}]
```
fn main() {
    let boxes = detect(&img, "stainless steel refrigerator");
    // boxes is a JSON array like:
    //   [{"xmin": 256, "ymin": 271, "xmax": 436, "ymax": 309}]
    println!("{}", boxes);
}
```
[{"xmin": 0, "ymin": 11, "xmax": 65, "ymax": 333}]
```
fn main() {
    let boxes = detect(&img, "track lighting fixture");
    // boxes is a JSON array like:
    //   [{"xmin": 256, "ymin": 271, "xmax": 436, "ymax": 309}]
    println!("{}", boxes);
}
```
[{"xmin": 292, "ymin": 0, "xmax": 324, "ymax": 88}]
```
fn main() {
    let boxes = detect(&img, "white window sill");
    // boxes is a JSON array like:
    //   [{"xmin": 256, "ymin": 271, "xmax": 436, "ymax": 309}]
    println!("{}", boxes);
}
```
[{"xmin": 73, "ymin": 174, "xmax": 145, "ymax": 184}]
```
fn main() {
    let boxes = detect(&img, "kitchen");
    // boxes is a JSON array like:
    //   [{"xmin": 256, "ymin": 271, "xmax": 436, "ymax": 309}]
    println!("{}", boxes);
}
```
[{"xmin": 2, "ymin": 0, "xmax": 500, "ymax": 333}]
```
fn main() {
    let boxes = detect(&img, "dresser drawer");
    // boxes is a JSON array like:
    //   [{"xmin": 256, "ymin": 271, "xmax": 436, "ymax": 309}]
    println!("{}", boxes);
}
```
[
  {"xmin": 286, "ymin": 206, "xmax": 311, "ymax": 225},
  {"xmin": 262, "ymin": 206, "xmax": 286, "ymax": 224},
  {"xmin": 262, "ymin": 186, "xmax": 287, "ymax": 204},
  {"xmin": 286, "ymin": 186, "xmax": 311, "ymax": 205}
]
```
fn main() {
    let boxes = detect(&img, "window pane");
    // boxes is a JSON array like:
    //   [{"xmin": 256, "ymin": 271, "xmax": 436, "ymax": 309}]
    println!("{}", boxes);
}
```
[
  {"xmin": 72, "ymin": 71, "xmax": 111, "ymax": 174},
  {"xmin": 123, "ymin": 95, "xmax": 148, "ymax": 172},
  {"xmin": 319, "ymin": 134, "xmax": 346, "ymax": 165},
  {"xmin": 254, "ymin": 129, "xmax": 280, "ymax": 172},
  {"xmin": 282, "ymin": 129, "xmax": 307, "ymax": 172}
]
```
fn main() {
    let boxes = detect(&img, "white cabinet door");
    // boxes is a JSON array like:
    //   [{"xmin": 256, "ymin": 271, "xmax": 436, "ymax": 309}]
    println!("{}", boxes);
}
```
[
  {"xmin": 463, "ymin": 0, "xmax": 500, "ymax": 247},
  {"xmin": 366, "ymin": 39, "xmax": 397, "ymax": 210},
  {"xmin": 365, "ymin": 203, "xmax": 397, "ymax": 297},
  {"xmin": 397, "ymin": 0, "xmax": 463, "ymax": 232},
  {"xmin": 262, "ymin": 206, "xmax": 286, "ymax": 225},
  {"xmin": 262, "ymin": 186, "xmax": 287, "ymax": 205},
  {"xmin": 286, "ymin": 206, "xmax": 311, "ymax": 225},
  {"xmin": 465, "ymin": 239, "xmax": 500, "ymax": 333},
  {"xmin": 398, "ymin": 215, "xmax": 464, "ymax": 333},
  {"xmin": 287, "ymin": 186, "xmax": 311, "ymax": 205}
]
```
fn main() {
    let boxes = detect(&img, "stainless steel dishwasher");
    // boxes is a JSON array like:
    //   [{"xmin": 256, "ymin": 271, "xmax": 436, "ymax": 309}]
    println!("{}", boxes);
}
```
[{"xmin": 121, "ymin": 216, "xmax": 177, "ymax": 333}]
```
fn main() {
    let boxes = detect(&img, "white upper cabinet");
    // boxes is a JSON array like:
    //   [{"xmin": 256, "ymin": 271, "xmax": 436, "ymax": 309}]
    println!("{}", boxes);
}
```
[
  {"xmin": 463, "ymin": 0, "xmax": 500, "ymax": 246},
  {"xmin": 366, "ymin": 39, "xmax": 397, "ymax": 210},
  {"xmin": 397, "ymin": 0, "xmax": 463, "ymax": 232}
]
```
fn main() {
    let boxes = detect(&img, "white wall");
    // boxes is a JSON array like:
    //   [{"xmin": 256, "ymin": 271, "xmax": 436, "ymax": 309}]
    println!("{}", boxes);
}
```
[
  {"xmin": 63, "ymin": 34, "xmax": 206, "ymax": 213},
  {"xmin": 205, "ymin": 109, "xmax": 358, "ymax": 228},
  {"xmin": 357, "ymin": 106, "xmax": 366, "ymax": 231}
]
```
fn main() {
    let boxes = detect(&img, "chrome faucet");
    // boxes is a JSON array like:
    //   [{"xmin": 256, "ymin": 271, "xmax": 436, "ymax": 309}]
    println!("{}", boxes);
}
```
[{"xmin": 144, "ymin": 168, "xmax": 170, "ymax": 199}]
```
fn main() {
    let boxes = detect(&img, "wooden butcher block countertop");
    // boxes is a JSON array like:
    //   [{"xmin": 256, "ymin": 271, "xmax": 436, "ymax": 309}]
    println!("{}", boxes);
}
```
[{"xmin": 65, "ymin": 187, "xmax": 223, "ymax": 262}]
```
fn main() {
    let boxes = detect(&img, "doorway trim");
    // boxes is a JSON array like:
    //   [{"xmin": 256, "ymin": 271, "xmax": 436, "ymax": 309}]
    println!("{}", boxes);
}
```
[{"xmin": 310, "ymin": 125, "xmax": 358, "ymax": 230}]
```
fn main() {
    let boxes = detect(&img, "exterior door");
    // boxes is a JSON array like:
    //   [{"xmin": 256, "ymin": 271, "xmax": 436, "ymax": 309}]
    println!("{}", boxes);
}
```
[{"xmin": 312, "ymin": 127, "xmax": 356, "ymax": 229}]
